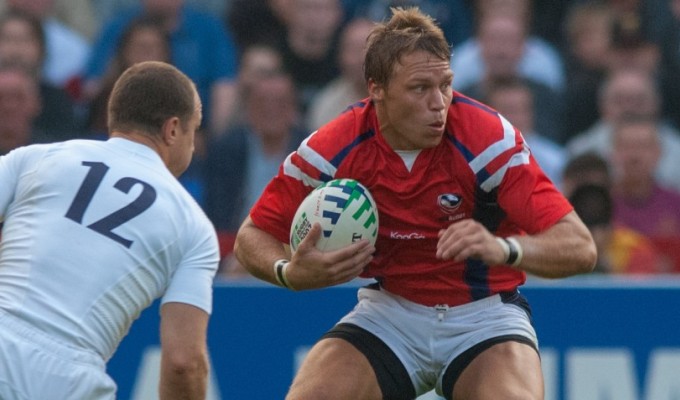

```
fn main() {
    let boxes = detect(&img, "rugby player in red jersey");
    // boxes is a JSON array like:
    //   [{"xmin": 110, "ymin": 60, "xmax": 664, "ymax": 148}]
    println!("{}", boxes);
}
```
[{"xmin": 234, "ymin": 7, "xmax": 596, "ymax": 400}]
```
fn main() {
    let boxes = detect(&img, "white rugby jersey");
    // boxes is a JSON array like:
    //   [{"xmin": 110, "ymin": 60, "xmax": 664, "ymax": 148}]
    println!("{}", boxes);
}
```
[{"xmin": 0, "ymin": 138, "xmax": 219, "ymax": 361}]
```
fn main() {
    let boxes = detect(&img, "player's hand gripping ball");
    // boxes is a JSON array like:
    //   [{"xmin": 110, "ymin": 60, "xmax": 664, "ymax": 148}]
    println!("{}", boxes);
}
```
[{"xmin": 290, "ymin": 179, "xmax": 379, "ymax": 253}]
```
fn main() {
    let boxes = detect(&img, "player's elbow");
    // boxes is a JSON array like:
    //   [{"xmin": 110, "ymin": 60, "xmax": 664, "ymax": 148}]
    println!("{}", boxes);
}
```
[
  {"xmin": 576, "ymin": 241, "xmax": 598, "ymax": 275},
  {"xmin": 575, "ymin": 224, "xmax": 598, "ymax": 274},
  {"xmin": 163, "ymin": 350, "xmax": 209, "ymax": 381},
  {"xmin": 232, "ymin": 219, "xmax": 252, "ymax": 268},
  {"xmin": 559, "ymin": 211, "xmax": 599, "ymax": 276},
  {"xmin": 160, "ymin": 350, "xmax": 208, "ymax": 400},
  {"xmin": 565, "ymin": 235, "xmax": 598, "ymax": 276}
]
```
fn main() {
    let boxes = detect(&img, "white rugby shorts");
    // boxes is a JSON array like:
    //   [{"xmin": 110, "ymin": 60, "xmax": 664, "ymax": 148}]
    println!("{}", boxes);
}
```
[
  {"xmin": 329, "ymin": 285, "xmax": 538, "ymax": 398},
  {"xmin": 0, "ymin": 310, "xmax": 116, "ymax": 400}
]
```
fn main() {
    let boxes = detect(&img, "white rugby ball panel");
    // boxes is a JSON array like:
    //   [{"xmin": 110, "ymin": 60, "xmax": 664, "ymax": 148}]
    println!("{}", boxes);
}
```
[{"xmin": 290, "ymin": 179, "xmax": 379, "ymax": 252}]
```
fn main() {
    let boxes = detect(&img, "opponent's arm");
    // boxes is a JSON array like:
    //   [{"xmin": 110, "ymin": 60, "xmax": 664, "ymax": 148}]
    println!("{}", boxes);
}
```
[
  {"xmin": 437, "ymin": 211, "xmax": 597, "ymax": 278},
  {"xmin": 234, "ymin": 216, "xmax": 374, "ymax": 290},
  {"xmin": 159, "ymin": 303, "xmax": 210, "ymax": 400}
]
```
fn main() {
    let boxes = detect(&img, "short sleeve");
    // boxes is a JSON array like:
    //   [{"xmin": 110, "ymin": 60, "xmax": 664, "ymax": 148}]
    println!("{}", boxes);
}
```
[{"xmin": 161, "ymin": 213, "xmax": 219, "ymax": 314}]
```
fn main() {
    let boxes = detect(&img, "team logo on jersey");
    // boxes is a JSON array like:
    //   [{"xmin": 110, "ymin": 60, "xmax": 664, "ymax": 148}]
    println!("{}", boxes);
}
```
[{"xmin": 438, "ymin": 193, "xmax": 462, "ymax": 214}]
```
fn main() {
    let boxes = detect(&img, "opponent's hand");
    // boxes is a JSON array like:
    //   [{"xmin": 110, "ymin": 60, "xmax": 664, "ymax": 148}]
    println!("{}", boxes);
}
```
[
  {"xmin": 286, "ymin": 223, "xmax": 375, "ymax": 290},
  {"xmin": 436, "ymin": 219, "xmax": 507, "ymax": 265}
]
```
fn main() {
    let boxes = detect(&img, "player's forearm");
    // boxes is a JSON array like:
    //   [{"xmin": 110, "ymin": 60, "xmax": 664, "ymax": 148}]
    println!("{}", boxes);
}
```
[
  {"xmin": 233, "ymin": 216, "xmax": 289, "ymax": 286},
  {"xmin": 511, "ymin": 211, "xmax": 597, "ymax": 278},
  {"xmin": 159, "ymin": 355, "xmax": 208, "ymax": 400}
]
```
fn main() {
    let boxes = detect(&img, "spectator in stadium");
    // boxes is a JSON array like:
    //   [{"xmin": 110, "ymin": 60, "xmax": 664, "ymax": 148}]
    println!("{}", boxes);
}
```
[
  {"xmin": 91, "ymin": 0, "xmax": 228, "ymax": 26},
  {"xmin": 560, "ymin": 2, "xmax": 616, "ymax": 144},
  {"xmin": 306, "ymin": 17, "xmax": 373, "ymax": 131},
  {"xmin": 0, "ymin": 0, "xmax": 98, "ymax": 40},
  {"xmin": 569, "ymin": 183, "xmax": 667, "ymax": 274},
  {"xmin": 658, "ymin": 0, "xmax": 680, "ymax": 130},
  {"xmin": 601, "ymin": 0, "xmax": 658, "ymax": 45},
  {"xmin": 233, "ymin": 8, "xmax": 596, "ymax": 399},
  {"xmin": 567, "ymin": 67, "xmax": 680, "ymax": 193},
  {"xmin": 0, "ymin": 61, "xmax": 219, "ymax": 399},
  {"xmin": 609, "ymin": 115, "xmax": 680, "ymax": 271},
  {"xmin": 484, "ymin": 77, "xmax": 566, "ymax": 188},
  {"xmin": 79, "ymin": 14, "xmax": 205, "ymax": 206},
  {"xmin": 342, "ymin": 0, "xmax": 473, "ymax": 47},
  {"xmin": 82, "ymin": 0, "xmax": 239, "ymax": 138},
  {"xmin": 204, "ymin": 72, "xmax": 305, "ymax": 277},
  {"xmin": 227, "ymin": 43, "xmax": 284, "ymax": 127},
  {"xmin": 561, "ymin": 151, "xmax": 612, "ymax": 198},
  {"xmin": 0, "ymin": 9, "xmax": 81, "ymax": 140},
  {"xmin": 0, "ymin": 66, "xmax": 53, "ymax": 155},
  {"xmin": 275, "ymin": 0, "xmax": 344, "ymax": 115},
  {"xmin": 529, "ymin": 0, "xmax": 572, "ymax": 46},
  {"xmin": 3, "ymin": 0, "xmax": 91, "ymax": 88},
  {"xmin": 83, "ymin": 15, "xmax": 170, "ymax": 137},
  {"xmin": 607, "ymin": 1, "xmax": 661, "ymax": 76},
  {"xmin": 451, "ymin": 0, "xmax": 565, "ymax": 94},
  {"xmin": 225, "ymin": 0, "xmax": 289, "ymax": 56},
  {"xmin": 454, "ymin": 8, "xmax": 564, "ymax": 142}
]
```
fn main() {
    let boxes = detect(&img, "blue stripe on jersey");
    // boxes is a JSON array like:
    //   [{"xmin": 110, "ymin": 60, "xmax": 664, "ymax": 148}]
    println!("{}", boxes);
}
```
[
  {"xmin": 328, "ymin": 129, "xmax": 376, "ymax": 169},
  {"xmin": 449, "ymin": 96, "xmax": 525, "ymax": 300},
  {"xmin": 446, "ymin": 102, "xmax": 527, "ymax": 193},
  {"xmin": 445, "ymin": 133, "xmax": 494, "ymax": 187},
  {"xmin": 341, "ymin": 100, "xmax": 368, "ymax": 115},
  {"xmin": 319, "ymin": 172, "xmax": 334, "ymax": 182},
  {"xmin": 289, "ymin": 129, "xmax": 374, "ymax": 186},
  {"xmin": 467, "ymin": 186, "xmax": 506, "ymax": 300},
  {"xmin": 452, "ymin": 96, "xmax": 497, "ymax": 115},
  {"xmin": 464, "ymin": 258, "xmax": 491, "ymax": 300}
]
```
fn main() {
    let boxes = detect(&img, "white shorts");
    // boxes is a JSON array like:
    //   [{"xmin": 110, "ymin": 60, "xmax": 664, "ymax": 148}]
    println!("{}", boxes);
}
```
[
  {"xmin": 0, "ymin": 310, "xmax": 116, "ymax": 400},
  {"xmin": 324, "ymin": 284, "xmax": 538, "ymax": 399}
]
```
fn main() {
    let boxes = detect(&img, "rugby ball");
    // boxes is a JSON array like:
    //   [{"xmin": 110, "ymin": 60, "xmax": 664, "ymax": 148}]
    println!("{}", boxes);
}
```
[{"xmin": 290, "ymin": 179, "xmax": 379, "ymax": 253}]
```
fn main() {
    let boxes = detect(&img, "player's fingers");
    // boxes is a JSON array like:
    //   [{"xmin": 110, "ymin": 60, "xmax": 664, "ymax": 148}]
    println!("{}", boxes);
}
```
[
  {"xmin": 328, "ymin": 243, "xmax": 372, "ymax": 277},
  {"xmin": 325, "ymin": 238, "xmax": 372, "ymax": 264},
  {"xmin": 352, "ymin": 246, "xmax": 374, "ymax": 271},
  {"xmin": 335, "ymin": 256, "xmax": 370, "ymax": 283},
  {"xmin": 298, "ymin": 222, "xmax": 323, "ymax": 251},
  {"xmin": 436, "ymin": 230, "xmax": 458, "ymax": 258}
]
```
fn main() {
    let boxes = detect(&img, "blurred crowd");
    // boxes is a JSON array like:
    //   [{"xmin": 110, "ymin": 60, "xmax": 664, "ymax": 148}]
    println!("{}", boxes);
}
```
[{"xmin": 1, "ymin": 0, "xmax": 679, "ymax": 277}]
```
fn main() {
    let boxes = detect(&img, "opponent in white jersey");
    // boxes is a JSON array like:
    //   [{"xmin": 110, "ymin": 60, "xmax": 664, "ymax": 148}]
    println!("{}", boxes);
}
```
[{"xmin": 0, "ymin": 61, "xmax": 219, "ymax": 400}]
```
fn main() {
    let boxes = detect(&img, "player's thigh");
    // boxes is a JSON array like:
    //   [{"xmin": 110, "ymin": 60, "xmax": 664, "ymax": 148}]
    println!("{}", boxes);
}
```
[
  {"xmin": 286, "ymin": 337, "xmax": 382, "ymax": 400},
  {"xmin": 452, "ymin": 340, "xmax": 543, "ymax": 400}
]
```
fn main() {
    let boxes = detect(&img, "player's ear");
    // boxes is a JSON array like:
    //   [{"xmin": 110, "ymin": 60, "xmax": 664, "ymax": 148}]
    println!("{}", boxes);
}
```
[
  {"xmin": 161, "ymin": 116, "xmax": 181, "ymax": 145},
  {"xmin": 368, "ymin": 78, "xmax": 384, "ymax": 102}
]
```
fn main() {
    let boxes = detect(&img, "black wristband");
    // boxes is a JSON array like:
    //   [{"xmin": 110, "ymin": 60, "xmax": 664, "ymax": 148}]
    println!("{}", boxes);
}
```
[
  {"xmin": 505, "ymin": 238, "xmax": 519, "ymax": 265},
  {"xmin": 273, "ymin": 259, "xmax": 291, "ymax": 289}
]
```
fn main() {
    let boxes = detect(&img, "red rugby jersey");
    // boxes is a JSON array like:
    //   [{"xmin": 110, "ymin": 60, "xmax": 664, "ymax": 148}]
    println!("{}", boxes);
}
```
[{"xmin": 250, "ymin": 92, "xmax": 572, "ymax": 306}]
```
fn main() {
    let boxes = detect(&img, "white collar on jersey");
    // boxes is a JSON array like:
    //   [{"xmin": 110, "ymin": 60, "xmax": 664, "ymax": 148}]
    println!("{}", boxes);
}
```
[{"xmin": 394, "ymin": 149, "xmax": 422, "ymax": 172}]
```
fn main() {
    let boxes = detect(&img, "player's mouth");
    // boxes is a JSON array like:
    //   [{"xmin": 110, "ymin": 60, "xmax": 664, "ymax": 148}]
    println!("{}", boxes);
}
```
[{"xmin": 428, "ymin": 121, "xmax": 445, "ymax": 132}]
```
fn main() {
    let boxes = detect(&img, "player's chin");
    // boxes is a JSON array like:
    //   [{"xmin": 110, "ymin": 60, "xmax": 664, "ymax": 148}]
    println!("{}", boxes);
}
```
[{"xmin": 419, "ymin": 134, "xmax": 444, "ymax": 149}]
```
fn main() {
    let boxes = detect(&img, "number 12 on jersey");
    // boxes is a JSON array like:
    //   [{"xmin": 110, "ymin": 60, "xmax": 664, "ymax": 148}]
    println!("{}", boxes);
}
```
[{"xmin": 65, "ymin": 161, "xmax": 157, "ymax": 248}]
